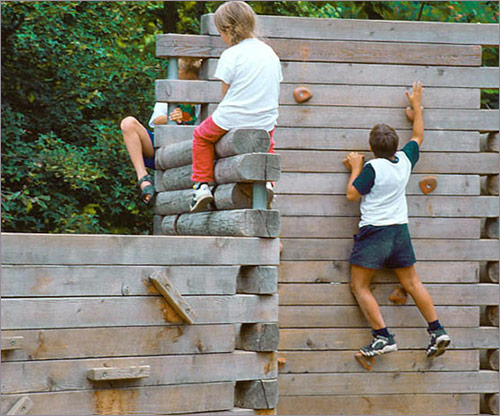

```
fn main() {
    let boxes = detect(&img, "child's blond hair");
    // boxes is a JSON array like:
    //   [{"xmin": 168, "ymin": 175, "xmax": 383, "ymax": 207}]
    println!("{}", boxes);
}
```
[
  {"xmin": 214, "ymin": 1, "xmax": 256, "ymax": 45},
  {"xmin": 178, "ymin": 57, "xmax": 202, "ymax": 78}
]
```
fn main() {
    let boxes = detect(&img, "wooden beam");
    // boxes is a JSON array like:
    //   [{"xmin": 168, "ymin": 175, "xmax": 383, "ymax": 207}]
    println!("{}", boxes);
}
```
[
  {"xmin": 236, "ymin": 323, "xmax": 280, "ymax": 352},
  {"xmin": 87, "ymin": 365, "xmax": 151, "ymax": 381},
  {"xmin": 480, "ymin": 349, "xmax": 499, "ymax": 371},
  {"xmin": 1, "ymin": 336, "xmax": 23, "ymax": 351},
  {"xmin": 6, "ymin": 396, "xmax": 33, "ymax": 416},
  {"xmin": 235, "ymin": 379, "xmax": 279, "ymax": 409},
  {"xmin": 481, "ymin": 393, "xmax": 499, "ymax": 415},
  {"xmin": 237, "ymin": 266, "xmax": 278, "ymax": 295},
  {"xmin": 486, "ymin": 262, "xmax": 499, "ymax": 283}
]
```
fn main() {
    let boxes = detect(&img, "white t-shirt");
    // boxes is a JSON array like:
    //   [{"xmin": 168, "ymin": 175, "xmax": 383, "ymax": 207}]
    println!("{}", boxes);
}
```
[
  {"xmin": 212, "ymin": 38, "xmax": 282, "ymax": 131},
  {"xmin": 148, "ymin": 103, "xmax": 201, "ymax": 128}
]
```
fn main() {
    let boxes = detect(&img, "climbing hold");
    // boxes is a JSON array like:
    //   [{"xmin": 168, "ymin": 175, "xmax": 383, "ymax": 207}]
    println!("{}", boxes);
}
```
[
  {"xmin": 419, "ymin": 176, "xmax": 437, "ymax": 194},
  {"xmin": 388, "ymin": 286, "xmax": 408, "ymax": 305},
  {"xmin": 293, "ymin": 86, "xmax": 313, "ymax": 103},
  {"xmin": 354, "ymin": 352, "xmax": 375, "ymax": 371},
  {"xmin": 277, "ymin": 357, "xmax": 287, "ymax": 370}
]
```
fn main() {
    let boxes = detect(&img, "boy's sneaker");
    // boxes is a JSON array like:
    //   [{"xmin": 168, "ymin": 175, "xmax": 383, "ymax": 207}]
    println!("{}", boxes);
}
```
[
  {"xmin": 360, "ymin": 333, "xmax": 397, "ymax": 357},
  {"xmin": 190, "ymin": 183, "xmax": 213, "ymax": 213},
  {"xmin": 426, "ymin": 326, "xmax": 450, "ymax": 358}
]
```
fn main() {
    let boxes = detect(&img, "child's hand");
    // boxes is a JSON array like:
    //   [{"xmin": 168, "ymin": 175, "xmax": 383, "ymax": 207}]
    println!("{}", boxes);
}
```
[
  {"xmin": 342, "ymin": 157, "xmax": 351, "ymax": 171},
  {"xmin": 405, "ymin": 81, "xmax": 423, "ymax": 109},
  {"xmin": 169, "ymin": 107, "xmax": 183, "ymax": 124},
  {"xmin": 345, "ymin": 152, "xmax": 365, "ymax": 172}
]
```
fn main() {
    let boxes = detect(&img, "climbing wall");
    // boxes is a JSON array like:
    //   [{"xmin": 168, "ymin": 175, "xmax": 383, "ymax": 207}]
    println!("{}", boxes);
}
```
[{"xmin": 157, "ymin": 14, "xmax": 499, "ymax": 415}]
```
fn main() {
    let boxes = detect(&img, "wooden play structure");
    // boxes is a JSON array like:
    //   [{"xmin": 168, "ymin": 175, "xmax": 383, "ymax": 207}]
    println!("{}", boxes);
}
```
[{"xmin": 1, "ymin": 14, "xmax": 499, "ymax": 416}]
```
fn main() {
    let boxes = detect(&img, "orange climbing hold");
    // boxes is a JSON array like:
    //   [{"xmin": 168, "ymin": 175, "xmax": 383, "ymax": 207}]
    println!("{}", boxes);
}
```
[
  {"xmin": 293, "ymin": 86, "xmax": 313, "ymax": 103},
  {"xmin": 419, "ymin": 176, "xmax": 437, "ymax": 194},
  {"xmin": 354, "ymin": 352, "xmax": 375, "ymax": 371},
  {"xmin": 388, "ymin": 286, "xmax": 408, "ymax": 304}
]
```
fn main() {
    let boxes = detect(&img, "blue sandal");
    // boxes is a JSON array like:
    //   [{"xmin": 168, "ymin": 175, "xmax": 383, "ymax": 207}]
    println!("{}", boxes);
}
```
[{"xmin": 138, "ymin": 174, "xmax": 154, "ymax": 204}]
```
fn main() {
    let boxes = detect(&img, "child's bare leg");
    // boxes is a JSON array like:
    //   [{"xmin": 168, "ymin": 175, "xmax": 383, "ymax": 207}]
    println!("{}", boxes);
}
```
[
  {"xmin": 394, "ymin": 265, "xmax": 437, "ymax": 322},
  {"xmin": 121, "ymin": 116, "xmax": 154, "ymax": 182},
  {"xmin": 350, "ymin": 264, "xmax": 386, "ymax": 329}
]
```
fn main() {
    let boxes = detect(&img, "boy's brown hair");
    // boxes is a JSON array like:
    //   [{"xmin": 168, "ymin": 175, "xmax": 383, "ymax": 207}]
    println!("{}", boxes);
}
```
[
  {"xmin": 369, "ymin": 124, "xmax": 399, "ymax": 158},
  {"xmin": 178, "ymin": 58, "xmax": 202, "ymax": 78},
  {"xmin": 214, "ymin": 1, "xmax": 256, "ymax": 45}
]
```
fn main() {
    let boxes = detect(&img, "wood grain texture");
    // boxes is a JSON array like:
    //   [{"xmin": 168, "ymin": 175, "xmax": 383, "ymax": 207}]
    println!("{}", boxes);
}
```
[
  {"xmin": 5, "ymin": 396, "xmax": 33, "ymax": 416},
  {"xmin": 238, "ymin": 266, "xmax": 278, "ymax": 295},
  {"xmin": 235, "ymin": 379, "xmax": 279, "ymax": 409},
  {"xmin": 87, "ymin": 365, "xmax": 151, "ymax": 381},
  {"xmin": 236, "ymin": 323, "xmax": 280, "ymax": 352}
]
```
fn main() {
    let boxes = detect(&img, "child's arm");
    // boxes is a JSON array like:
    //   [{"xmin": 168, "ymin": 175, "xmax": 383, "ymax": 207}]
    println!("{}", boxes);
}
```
[
  {"xmin": 221, "ymin": 82, "xmax": 229, "ymax": 99},
  {"xmin": 343, "ymin": 152, "xmax": 365, "ymax": 201},
  {"xmin": 405, "ymin": 81, "xmax": 424, "ymax": 147}
]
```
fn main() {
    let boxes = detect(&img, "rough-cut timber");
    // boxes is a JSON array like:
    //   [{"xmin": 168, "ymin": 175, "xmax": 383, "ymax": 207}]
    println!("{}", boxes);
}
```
[
  {"xmin": 237, "ymin": 266, "xmax": 278, "ymax": 295},
  {"xmin": 87, "ymin": 365, "xmax": 151, "ymax": 381},
  {"xmin": 235, "ymin": 380, "xmax": 279, "ymax": 409},
  {"xmin": 5, "ymin": 396, "xmax": 33, "ymax": 416},
  {"xmin": 236, "ymin": 323, "xmax": 280, "ymax": 352},
  {"xmin": 1, "ymin": 336, "xmax": 24, "ymax": 351}
]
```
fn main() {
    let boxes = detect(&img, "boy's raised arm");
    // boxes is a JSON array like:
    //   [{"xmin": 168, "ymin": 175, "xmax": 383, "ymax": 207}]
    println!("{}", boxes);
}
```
[
  {"xmin": 343, "ymin": 152, "xmax": 365, "ymax": 201},
  {"xmin": 405, "ymin": 81, "xmax": 424, "ymax": 147}
]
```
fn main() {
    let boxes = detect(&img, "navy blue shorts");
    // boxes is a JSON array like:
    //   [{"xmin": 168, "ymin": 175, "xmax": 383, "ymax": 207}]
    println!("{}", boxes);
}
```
[
  {"xmin": 349, "ymin": 224, "xmax": 416, "ymax": 270},
  {"xmin": 144, "ymin": 129, "xmax": 155, "ymax": 169}
]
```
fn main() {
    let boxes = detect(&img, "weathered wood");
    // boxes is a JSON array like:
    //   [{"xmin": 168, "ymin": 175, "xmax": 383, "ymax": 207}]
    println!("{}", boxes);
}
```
[
  {"xmin": 277, "ymin": 394, "xmax": 479, "ymax": 416},
  {"xmin": 6, "ymin": 396, "xmax": 33, "ymax": 416},
  {"xmin": 279, "ymin": 327, "xmax": 498, "ymax": 350},
  {"xmin": 483, "ymin": 306, "xmax": 499, "ymax": 327},
  {"xmin": 482, "ymin": 175, "xmax": 499, "ymax": 195},
  {"xmin": 279, "ymin": 150, "xmax": 499, "ymax": 174},
  {"xmin": 87, "ymin": 365, "xmax": 151, "ymax": 381},
  {"xmin": 278, "ymin": 283, "xmax": 498, "ymax": 307},
  {"xmin": 278, "ymin": 260, "xmax": 480, "ymax": 284},
  {"xmin": 1, "ymin": 233, "xmax": 280, "ymax": 266},
  {"xmin": 486, "ymin": 262, "xmax": 499, "ymax": 283},
  {"xmin": 279, "ymin": 371, "xmax": 498, "ymax": 396},
  {"xmin": 157, "ymin": 34, "xmax": 481, "ymax": 66},
  {"xmin": 1, "ymin": 325, "xmax": 235, "ymax": 361},
  {"xmin": 236, "ymin": 323, "xmax": 280, "ymax": 352},
  {"xmin": 280, "ymin": 217, "xmax": 481, "ymax": 239},
  {"xmin": 279, "ymin": 350, "xmax": 478, "ymax": 373},
  {"xmin": 202, "ymin": 14, "xmax": 499, "ymax": 45},
  {"xmin": 480, "ymin": 349, "xmax": 499, "ymax": 371},
  {"xmin": 1, "ymin": 383, "xmax": 235, "ymax": 415},
  {"xmin": 487, "ymin": 132, "xmax": 500, "ymax": 152},
  {"xmin": 280, "ymin": 238, "xmax": 499, "ymax": 262},
  {"xmin": 1, "ymin": 295, "xmax": 278, "ymax": 329},
  {"xmin": 1, "ymin": 336, "xmax": 24, "ymax": 351},
  {"xmin": 235, "ymin": 380, "xmax": 279, "ymax": 409},
  {"xmin": 154, "ymin": 128, "xmax": 271, "ymax": 169},
  {"xmin": 484, "ymin": 218, "xmax": 499, "ymax": 239},
  {"xmin": 153, "ymin": 124, "xmax": 195, "ymax": 148},
  {"xmin": 156, "ymin": 79, "xmax": 480, "ymax": 109},
  {"xmin": 275, "ymin": 195, "xmax": 499, "ymax": 218},
  {"xmin": 279, "ymin": 305, "xmax": 477, "ymax": 328},
  {"xmin": 276, "ymin": 172, "xmax": 480, "ymax": 196},
  {"xmin": 238, "ymin": 266, "xmax": 278, "ymax": 295},
  {"xmin": 482, "ymin": 393, "xmax": 500, "ymax": 415},
  {"xmin": 3, "ymin": 352, "xmax": 276, "ymax": 394},
  {"xmin": 157, "ymin": 163, "xmax": 193, "ymax": 191},
  {"xmin": 160, "ymin": 209, "xmax": 280, "ymax": 238},
  {"xmin": 149, "ymin": 271, "xmax": 197, "ymax": 324}
]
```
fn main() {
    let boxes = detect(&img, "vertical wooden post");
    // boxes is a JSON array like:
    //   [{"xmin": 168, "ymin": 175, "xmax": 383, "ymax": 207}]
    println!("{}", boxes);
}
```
[
  {"xmin": 253, "ymin": 181, "xmax": 268, "ymax": 209},
  {"xmin": 167, "ymin": 58, "xmax": 178, "ymax": 125}
]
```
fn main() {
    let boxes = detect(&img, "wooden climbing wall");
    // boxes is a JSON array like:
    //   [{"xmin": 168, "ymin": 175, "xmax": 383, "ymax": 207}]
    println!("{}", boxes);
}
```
[{"xmin": 157, "ymin": 14, "xmax": 499, "ymax": 415}]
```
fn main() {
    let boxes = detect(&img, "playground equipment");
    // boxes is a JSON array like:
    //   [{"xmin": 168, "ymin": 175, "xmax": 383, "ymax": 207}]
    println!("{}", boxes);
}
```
[{"xmin": 1, "ymin": 13, "xmax": 499, "ymax": 416}]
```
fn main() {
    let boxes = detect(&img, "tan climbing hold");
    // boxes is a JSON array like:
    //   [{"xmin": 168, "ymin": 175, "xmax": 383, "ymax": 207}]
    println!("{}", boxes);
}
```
[{"xmin": 293, "ymin": 86, "xmax": 313, "ymax": 103}]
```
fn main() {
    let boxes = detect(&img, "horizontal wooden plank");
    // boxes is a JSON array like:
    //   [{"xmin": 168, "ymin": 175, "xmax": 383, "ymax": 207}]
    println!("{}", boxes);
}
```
[
  {"xmin": 275, "ymin": 195, "xmax": 499, "ymax": 218},
  {"xmin": 1, "ymin": 336, "xmax": 24, "ymax": 351},
  {"xmin": 277, "ymin": 393, "xmax": 479, "ymax": 415},
  {"xmin": 1, "ymin": 265, "xmax": 239, "ymax": 297},
  {"xmin": 0, "ymin": 382, "xmax": 234, "ymax": 415},
  {"xmin": 278, "ymin": 305, "xmax": 478, "ymax": 328},
  {"xmin": 2, "ymin": 351, "xmax": 276, "ymax": 394},
  {"xmin": 278, "ymin": 371, "xmax": 498, "ymax": 395},
  {"xmin": 280, "ymin": 238, "xmax": 499, "ymax": 261},
  {"xmin": 0, "ymin": 233, "xmax": 280, "ymax": 266},
  {"xmin": 276, "ymin": 173, "xmax": 480, "ymax": 196},
  {"xmin": 156, "ymin": 79, "xmax": 479, "ymax": 109},
  {"xmin": 1, "ymin": 295, "xmax": 278, "ymax": 329},
  {"xmin": 157, "ymin": 34, "xmax": 481, "ymax": 66},
  {"xmin": 278, "ymin": 260, "xmax": 480, "ymax": 284},
  {"xmin": 278, "ymin": 283, "xmax": 498, "ymax": 306},
  {"xmin": 204, "ymin": 59, "xmax": 499, "ymax": 88},
  {"xmin": 86, "ymin": 365, "xmax": 151, "ymax": 381},
  {"xmin": 279, "ymin": 350, "xmax": 478, "ymax": 373},
  {"xmin": 279, "ymin": 150, "xmax": 499, "ymax": 174},
  {"xmin": 202, "ymin": 14, "xmax": 499, "ymax": 45},
  {"xmin": 1, "ymin": 325, "xmax": 235, "ymax": 362},
  {"xmin": 279, "ymin": 327, "xmax": 498, "ymax": 350},
  {"xmin": 280, "ymin": 217, "xmax": 480, "ymax": 239}
]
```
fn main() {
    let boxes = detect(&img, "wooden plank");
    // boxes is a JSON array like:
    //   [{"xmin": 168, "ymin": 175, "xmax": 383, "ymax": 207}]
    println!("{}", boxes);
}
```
[
  {"xmin": 3, "ymin": 351, "xmax": 276, "ymax": 394},
  {"xmin": 1, "ymin": 336, "xmax": 24, "ymax": 351},
  {"xmin": 236, "ymin": 323, "xmax": 280, "ymax": 352},
  {"xmin": 480, "ymin": 349, "xmax": 499, "ymax": 371},
  {"xmin": 5, "ymin": 396, "xmax": 33, "ymax": 416},
  {"xmin": 237, "ymin": 266, "xmax": 278, "ymax": 295},
  {"xmin": 0, "ymin": 233, "xmax": 280, "ymax": 266},
  {"xmin": 481, "ymin": 174, "xmax": 499, "ymax": 195},
  {"xmin": 273, "ymin": 128, "xmax": 480, "ymax": 152},
  {"xmin": 483, "ymin": 305, "xmax": 499, "ymax": 327},
  {"xmin": 235, "ymin": 379, "xmax": 279, "ymax": 409},
  {"xmin": 202, "ymin": 14, "xmax": 499, "ymax": 45},
  {"xmin": 280, "ymin": 238, "xmax": 499, "ymax": 261},
  {"xmin": 278, "ymin": 305, "xmax": 478, "ymax": 328},
  {"xmin": 0, "ymin": 382, "xmax": 235, "ymax": 415},
  {"xmin": 0, "ymin": 265, "xmax": 239, "ymax": 297},
  {"xmin": 277, "ymin": 394, "xmax": 479, "ymax": 415},
  {"xmin": 204, "ymin": 59, "xmax": 499, "ymax": 88},
  {"xmin": 279, "ymin": 350, "xmax": 478, "ymax": 373},
  {"xmin": 149, "ymin": 271, "xmax": 197, "ymax": 324},
  {"xmin": 276, "ymin": 173, "xmax": 480, "ymax": 196},
  {"xmin": 278, "ymin": 371, "xmax": 498, "ymax": 395},
  {"xmin": 279, "ymin": 327, "xmax": 499, "ymax": 350},
  {"xmin": 1, "ymin": 295, "xmax": 278, "ymax": 329},
  {"xmin": 154, "ymin": 124, "xmax": 195, "ymax": 147},
  {"xmin": 278, "ymin": 260, "xmax": 480, "ymax": 284},
  {"xmin": 275, "ymin": 195, "xmax": 499, "ymax": 218},
  {"xmin": 156, "ymin": 79, "xmax": 480, "ymax": 109},
  {"xmin": 482, "ymin": 393, "xmax": 500, "ymax": 415},
  {"xmin": 157, "ymin": 34, "xmax": 481, "ymax": 66},
  {"xmin": 159, "ymin": 209, "xmax": 281, "ymax": 238},
  {"xmin": 1, "ymin": 325, "xmax": 235, "ymax": 362},
  {"xmin": 280, "ymin": 217, "xmax": 481, "ymax": 239},
  {"xmin": 279, "ymin": 150, "xmax": 499, "ymax": 174},
  {"xmin": 486, "ymin": 262, "xmax": 499, "ymax": 283},
  {"xmin": 278, "ymin": 283, "xmax": 499, "ymax": 306}
]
